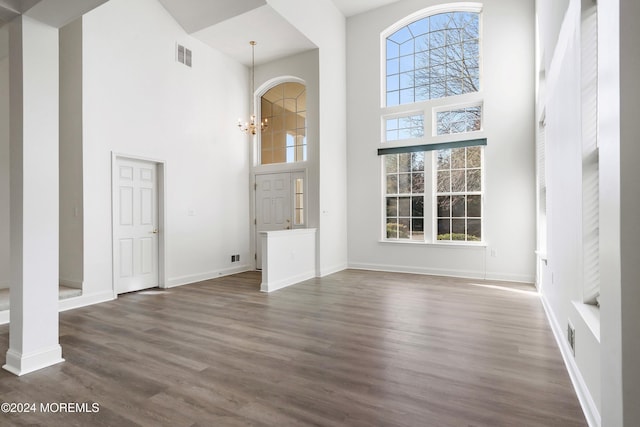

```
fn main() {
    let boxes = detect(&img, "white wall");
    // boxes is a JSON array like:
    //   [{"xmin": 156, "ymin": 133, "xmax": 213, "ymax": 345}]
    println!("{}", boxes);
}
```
[
  {"xmin": 346, "ymin": 0, "xmax": 536, "ymax": 282},
  {"xmin": 254, "ymin": 48, "xmax": 320, "ymax": 270},
  {"xmin": 267, "ymin": 0, "xmax": 348, "ymax": 276},
  {"xmin": 0, "ymin": 27, "xmax": 9, "ymax": 290},
  {"xmin": 59, "ymin": 18, "xmax": 83, "ymax": 289},
  {"xmin": 599, "ymin": 0, "xmax": 640, "ymax": 425},
  {"xmin": 79, "ymin": 0, "xmax": 251, "ymax": 299},
  {"xmin": 536, "ymin": 1, "xmax": 601, "ymax": 423},
  {"xmin": 617, "ymin": 1, "xmax": 640, "ymax": 423}
]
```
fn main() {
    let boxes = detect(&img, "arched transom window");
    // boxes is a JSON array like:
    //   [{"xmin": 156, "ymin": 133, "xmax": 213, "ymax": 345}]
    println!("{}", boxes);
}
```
[
  {"xmin": 385, "ymin": 11, "xmax": 480, "ymax": 106},
  {"xmin": 260, "ymin": 82, "xmax": 307, "ymax": 165}
]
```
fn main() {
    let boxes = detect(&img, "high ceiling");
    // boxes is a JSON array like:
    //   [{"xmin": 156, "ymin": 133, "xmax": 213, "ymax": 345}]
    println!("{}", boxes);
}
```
[
  {"xmin": 158, "ymin": 0, "xmax": 403, "ymax": 66},
  {"xmin": 331, "ymin": 0, "xmax": 401, "ymax": 17},
  {"xmin": 0, "ymin": 0, "xmax": 403, "ymax": 64}
]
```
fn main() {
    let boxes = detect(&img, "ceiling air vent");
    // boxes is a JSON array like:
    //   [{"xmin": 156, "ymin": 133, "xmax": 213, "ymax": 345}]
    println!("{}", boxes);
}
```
[{"xmin": 176, "ymin": 43, "xmax": 192, "ymax": 67}]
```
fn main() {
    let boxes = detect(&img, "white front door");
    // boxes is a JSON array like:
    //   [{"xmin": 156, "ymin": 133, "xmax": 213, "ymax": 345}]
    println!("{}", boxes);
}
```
[
  {"xmin": 255, "ymin": 173, "xmax": 292, "ymax": 269},
  {"xmin": 114, "ymin": 158, "xmax": 159, "ymax": 294}
]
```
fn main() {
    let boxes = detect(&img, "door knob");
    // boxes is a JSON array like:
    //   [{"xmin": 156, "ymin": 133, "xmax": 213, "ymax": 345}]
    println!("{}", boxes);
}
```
[{"xmin": 151, "ymin": 228, "xmax": 159, "ymax": 234}]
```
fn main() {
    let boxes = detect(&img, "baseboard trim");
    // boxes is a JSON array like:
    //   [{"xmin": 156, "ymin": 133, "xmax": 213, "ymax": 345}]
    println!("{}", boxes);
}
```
[
  {"xmin": 260, "ymin": 270, "xmax": 315, "ymax": 293},
  {"xmin": 484, "ymin": 271, "xmax": 535, "ymax": 284},
  {"xmin": 166, "ymin": 265, "xmax": 252, "ymax": 288},
  {"xmin": 3, "ymin": 345, "xmax": 64, "ymax": 376},
  {"xmin": 319, "ymin": 262, "xmax": 348, "ymax": 277},
  {"xmin": 540, "ymin": 294, "xmax": 601, "ymax": 427},
  {"xmin": 59, "ymin": 291, "xmax": 115, "ymax": 312},
  {"xmin": 349, "ymin": 262, "xmax": 484, "ymax": 280}
]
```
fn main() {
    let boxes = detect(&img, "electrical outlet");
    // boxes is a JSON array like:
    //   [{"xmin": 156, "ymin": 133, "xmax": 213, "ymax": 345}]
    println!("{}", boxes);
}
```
[
  {"xmin": 231, "ymin": 255, "xmax": 235, "ymax": 263},
  {"xmin": 236, "ymin": 254, "xmax": 240, "ymax": 262},
  {"xmin": 567, "ymin": 322, "xmax": 575, "ymax": 356}
]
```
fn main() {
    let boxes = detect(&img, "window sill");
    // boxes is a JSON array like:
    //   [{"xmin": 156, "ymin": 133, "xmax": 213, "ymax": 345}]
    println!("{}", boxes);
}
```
[
  {"xmin": 378, "ymin": 239, "xmax": 486, "ymax": 248},
  {"xmin": 572, "ymin": 301, "xmax": 600, "ymax": 343}
]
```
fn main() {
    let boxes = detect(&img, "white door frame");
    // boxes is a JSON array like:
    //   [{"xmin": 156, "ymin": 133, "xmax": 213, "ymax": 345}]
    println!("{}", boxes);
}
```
[{"xmin": 111, "ymin": 152, "xmax": 167, "ymax": 297}]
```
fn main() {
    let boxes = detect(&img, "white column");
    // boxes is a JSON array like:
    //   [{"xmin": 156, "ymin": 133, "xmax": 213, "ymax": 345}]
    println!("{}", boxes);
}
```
[{"xmin": 3, "ymin": 15, "xmax": 63, "ymax": 376}]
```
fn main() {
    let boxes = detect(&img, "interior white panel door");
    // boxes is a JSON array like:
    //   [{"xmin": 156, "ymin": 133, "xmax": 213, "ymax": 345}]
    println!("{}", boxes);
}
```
[
  {"xmin": 256, "ymin": 173, "xmax": 291, "ymax": 269},
  {"xmin": 114, "ymin": 159, "xmax": 159, "ymax": 294}
]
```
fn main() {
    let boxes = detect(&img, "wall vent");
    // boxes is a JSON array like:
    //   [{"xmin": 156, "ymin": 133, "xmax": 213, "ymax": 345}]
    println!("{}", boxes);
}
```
[
  {"xmin": 567, "ymin": 322, "xmax": 576, "ymax": 356},
  {"xmin": 176, "ymin": 44, "xmax": 192, "ymax": 67}
]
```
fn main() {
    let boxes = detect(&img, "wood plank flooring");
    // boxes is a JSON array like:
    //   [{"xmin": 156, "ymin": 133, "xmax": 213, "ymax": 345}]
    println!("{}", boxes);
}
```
[{"xmin": 0, "ymin": 270, "xmax": 586, "ymax": 426}]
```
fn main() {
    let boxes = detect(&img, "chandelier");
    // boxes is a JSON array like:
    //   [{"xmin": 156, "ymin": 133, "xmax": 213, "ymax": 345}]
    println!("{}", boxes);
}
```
[{"xmin": 238, "ymin": 41, "xmax": 268, "ymax": 135}]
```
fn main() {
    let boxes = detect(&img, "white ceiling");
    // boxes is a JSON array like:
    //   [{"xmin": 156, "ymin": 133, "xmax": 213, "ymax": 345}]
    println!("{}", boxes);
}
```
[
  {"xmin": 331, "ymin": 0, "xmax": 402, "ymax": 17},
  {"xmin": 159, "ymin": 0, "xmax": 403, "ymax": 66},
  {"xmin": 0, "ymin": 0, "xmax": 403, "ymax": 64},
  {"xmin": 158, "ymin": 0, "xmax": 266, "ymax": 33},
  {"xmin": 191, "ymin": 5, "xmax": 316, "ymax": 66}
]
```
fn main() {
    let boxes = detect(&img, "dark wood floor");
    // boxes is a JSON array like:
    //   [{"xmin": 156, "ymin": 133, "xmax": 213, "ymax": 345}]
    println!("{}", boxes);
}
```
[{"xmin": 0, "ymin": 270, "xmax": 586, "ymax": 426}]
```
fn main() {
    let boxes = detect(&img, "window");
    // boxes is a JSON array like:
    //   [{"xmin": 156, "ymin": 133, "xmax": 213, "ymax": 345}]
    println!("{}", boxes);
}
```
[
  {"xmin": 260, "ymin": 82, "xmax": 307, "ymax": 165},
  {"xmin": 381, "ymin": 6, "xmax": 484, "ymax": 244},
  {"xmin": 385, "ymin": 11, "xmax": 480, "ymax": 106},
  {"xmin": 385, "ymin": 152, "xmax": 425, "ymax": 240},
  {"xmin": 385, "ymin": 114, "xmax": 424, "ymax": 141},
  {"xmin": 436, "ymin": 146, "xmax": 482, "ymax": 241},
  {"xmin": 436, "ymin": 105, "xmax": 481, "ymax": 135},
  {"xmin": 294, "ymin": 177, "xmax": 304, "ymax": 226}
]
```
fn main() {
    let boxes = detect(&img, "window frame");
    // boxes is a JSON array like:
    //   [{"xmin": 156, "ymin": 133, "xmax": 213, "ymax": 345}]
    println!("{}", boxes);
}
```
[
  {"xmin": 379, "ymin": 4, "xmax": 485, "ymax": 245},
  {"xmin": 256, "ymin": 77, "xmax": 309, "ymax": 168},
  {"xmin": 432, "ymin": 146, "xmax": 484, "ymax": 243},
  {"xmin": 380, "ymin": 3, "xmax": 484, "ymax": 109}
]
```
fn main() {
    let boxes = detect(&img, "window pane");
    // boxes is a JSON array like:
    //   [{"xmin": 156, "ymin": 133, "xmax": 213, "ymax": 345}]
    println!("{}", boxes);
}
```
[
  {"xmin": 451, "ymin": 219, "xmax": 466, "ymax": 238},
  {"xmin": 398, "ymin": 218, "xmax": 411, "ymax": 239},
  {"xmin": 451, "ymin": 196, "xmax": 465, "ymax": 217},
  {"xmin": 467, "ymin": 219, "xmax": 481, "ymax": 240},
  {"xmin": 387, "ymin": 175, "xmax": 398, "ymax": 194},
  {"xmin": 451, "ymin": 148, "xmax": 465, "ymax": 168},
  {"xmin": 398, "ymin": 197, "xmax": 411, "ymax": 216},
  {"xmin": 467, "ymin": 195, "xmax": 481, "ymax": 217},
  {"xmin": 467, "ymin": 146, "xmax": 481, "ymax": 167},
  {"xmin": 387, "ymin": 58, "xmax": 400, "ymax": 74},
  {"xmin": 386, "ymin": 197, "xmax": 398, "ymax": 216},
  {"xmin": 437, "ymin": 219, "xmax": 450, "ymax": 238},
  {"xmin": 437, "ymin": 171, "xmax": 450, "ymax": 192},
  {"xmin": 409, "ymin": 17, "xmax": 429, "ymax": 37},
  {"xmin": 398, "ymin": 174, "xmax": 411, "ymax": 193},
  {"xmin": 384, "ymin": 114, "xmax": 424, "ymax": 142},
  {"xmin": 437, "ymin": 149, "xmax": 451, "ymax": 169},
  {"xmin": 387, "ymin": 91, "xmax": 400, "ymax": 106},
  {"xmin": 399, "ymin": 153, "xmax": 411, "ymax": 172},
  {"xmin": 387, "ymin": 39, "xmax": 400, "ymax": 59},
  {"xmin": 451, "ymin": 170, "xmax": 466, "ymax": 192},
  {"xmin": 467, "ymin": 169, "xmax": 482, "ymax": 191},
  {"xmin": 412, "ymin": 152, "xmax": 425, "ymax": 171},
  {"xmin": 436, "ymin": 106, "xmax": 482, "ymax": 135},
  {"xmin": 412, "ymin": 196, "xmax": 424, "ymax": 217},
  {"xmin": 412, "ymin": 218, "xmax": 424, "ymax": 240},
  {"xmin": 399, "ymin": 55, "xmax": 414, "ymax": 73},
  {"xmin": 437, "ymin": 196, "xmax": 450, "ymax": 217},
  {"xmin": 385, "ymin": 155, "xmax": 398, "ymax": 173},
  {"xmin": 387, "ymin": 219, "xmax": 399, "ymax": 239},
  {"xmin": 412, "ymin": 172, "xmax": 424, "ymax": 193}
]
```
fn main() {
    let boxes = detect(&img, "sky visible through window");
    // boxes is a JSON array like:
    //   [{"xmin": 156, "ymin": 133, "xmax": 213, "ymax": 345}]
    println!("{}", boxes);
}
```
[{"xmin": 386, "ymin": 12, "xmax": 480, "ymax": 106}]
